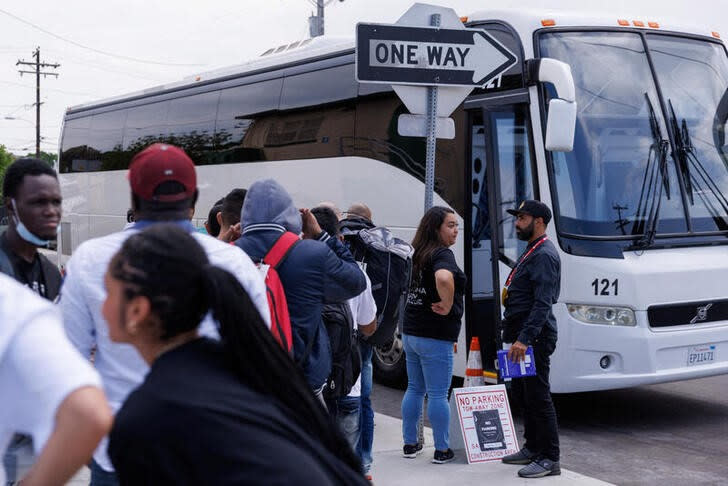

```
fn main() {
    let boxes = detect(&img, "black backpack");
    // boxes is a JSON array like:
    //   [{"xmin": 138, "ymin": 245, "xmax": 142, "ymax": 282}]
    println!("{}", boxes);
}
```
[
  {"xmin": 322, "ymin": 302, "xmax": 361, "ymax": 399},
  {"xmin": 341, "ymin": 226, "xmax": 414, "ymax": 346}
]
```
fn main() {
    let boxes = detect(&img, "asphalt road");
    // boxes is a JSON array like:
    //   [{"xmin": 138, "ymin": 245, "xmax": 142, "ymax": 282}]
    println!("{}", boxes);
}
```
[{"xmin": 371, "ymin": 374, "xmax": 728, "ymax": 485}]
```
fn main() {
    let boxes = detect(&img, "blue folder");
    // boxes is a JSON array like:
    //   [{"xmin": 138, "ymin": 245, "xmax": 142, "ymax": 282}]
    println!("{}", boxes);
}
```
[{"xmin": 497, "ymin": 346, "xmax": 536, "ymax": 379}]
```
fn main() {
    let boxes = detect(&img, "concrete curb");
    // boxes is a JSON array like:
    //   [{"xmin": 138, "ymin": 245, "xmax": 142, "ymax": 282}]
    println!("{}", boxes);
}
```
[{"xmin": 369, "ymin": 413, "xmax": 613, "ymax": 486}]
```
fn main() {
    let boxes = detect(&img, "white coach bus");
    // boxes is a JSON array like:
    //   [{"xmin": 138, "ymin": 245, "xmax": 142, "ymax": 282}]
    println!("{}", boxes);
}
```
[{"xmin": 56, "ymin": 8, "xmax": 728, "ymax": 393}]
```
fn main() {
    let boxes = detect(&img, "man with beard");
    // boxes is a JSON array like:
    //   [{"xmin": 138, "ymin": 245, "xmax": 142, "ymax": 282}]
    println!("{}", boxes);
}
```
[{"xmin": 499, "ymin": 200, "xmax": 561, "ymax": 479}]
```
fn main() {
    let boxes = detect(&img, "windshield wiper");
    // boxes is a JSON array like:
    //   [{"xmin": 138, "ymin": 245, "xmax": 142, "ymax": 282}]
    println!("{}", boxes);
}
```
[
  {"xmin": 633, "ymin": 94, "xmax": 670, "ymax": 249},
  {"xmin": 668, "ymin": 99, "xmax": 728, "ymax": 230},
  {"xmin": 668, "ymin": 101, "xmax": 694, "ymax": 205}
]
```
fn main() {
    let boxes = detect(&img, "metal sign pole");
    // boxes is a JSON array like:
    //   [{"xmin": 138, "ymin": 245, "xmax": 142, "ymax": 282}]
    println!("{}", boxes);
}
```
[
  {"xmin": 424, "ymin": 85, "xmax": 438, "ymax": 211},
  {"xmin": 417, "ymin": 12, "xmax": 442, "ymax": 452},
  {"xmin": 424, "ymin": 13, "xmax": 441, "ymax": 212}
]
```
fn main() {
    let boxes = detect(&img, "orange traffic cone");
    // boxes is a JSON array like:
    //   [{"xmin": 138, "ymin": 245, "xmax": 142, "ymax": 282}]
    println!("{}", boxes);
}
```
[{"xmin": 464, "ymin": 337, "xmax": 485, "ymax": 387}]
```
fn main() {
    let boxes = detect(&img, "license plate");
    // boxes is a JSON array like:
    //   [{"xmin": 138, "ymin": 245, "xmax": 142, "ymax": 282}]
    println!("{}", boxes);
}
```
[{"xmin": 687, "ymin": 344, "xmax": 716, "ymax": 366}]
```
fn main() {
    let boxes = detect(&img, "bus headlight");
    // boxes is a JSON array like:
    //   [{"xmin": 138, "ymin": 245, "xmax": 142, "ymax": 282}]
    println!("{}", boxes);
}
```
[{"xmin": 567, "ymin": 304, "xmax": 636, "ymax": 326}]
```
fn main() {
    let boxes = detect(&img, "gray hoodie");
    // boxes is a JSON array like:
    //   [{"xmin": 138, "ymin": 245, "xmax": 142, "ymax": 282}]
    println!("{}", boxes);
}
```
[
  {"xmin": 236, "ymin": 178, "xmax": 366, "ymax": 389},
  {"xmin": 240, "ymin": 179, "xmax": 302, "ymax": 234}
]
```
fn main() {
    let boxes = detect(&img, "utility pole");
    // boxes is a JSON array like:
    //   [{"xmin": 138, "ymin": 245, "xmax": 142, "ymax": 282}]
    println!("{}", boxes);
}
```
[
  {"xmin": 309, "ymin": 0, "xmax": 345, "ymax": 38},
  {"xmin": 17, "ymin": 47, "xmax": 60, "ymax": 158},
  {"xmin": 309, "ymin": 0, "xmax": 325, "ymax": 37}
]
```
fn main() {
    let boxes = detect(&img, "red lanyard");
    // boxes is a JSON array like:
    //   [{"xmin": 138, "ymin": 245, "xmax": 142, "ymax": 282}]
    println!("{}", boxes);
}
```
[{"xmin": 504, "ymin": 236, "xmax": 548, "ymax": 289}]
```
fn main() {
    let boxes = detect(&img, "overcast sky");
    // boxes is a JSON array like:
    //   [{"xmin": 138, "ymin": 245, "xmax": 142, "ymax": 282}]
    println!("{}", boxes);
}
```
[{"xmin": 1, "ymin": 0, "xmax": 725, "ymax": 155}]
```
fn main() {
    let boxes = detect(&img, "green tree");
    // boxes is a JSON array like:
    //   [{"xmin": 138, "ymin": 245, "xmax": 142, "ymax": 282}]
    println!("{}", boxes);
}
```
[
  {"xmin": 25, "ymin": 150, "xmax": 57, "ymax": 166},
  {"xmin": 0, "ymin": 144, "xmax": 15, "ymax": 198}
]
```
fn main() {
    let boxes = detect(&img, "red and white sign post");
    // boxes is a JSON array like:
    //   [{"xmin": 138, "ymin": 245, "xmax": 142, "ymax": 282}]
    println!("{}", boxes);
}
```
[{"xmin": 453, "ymin": 385, "xmax": 519, "ymax": 464}]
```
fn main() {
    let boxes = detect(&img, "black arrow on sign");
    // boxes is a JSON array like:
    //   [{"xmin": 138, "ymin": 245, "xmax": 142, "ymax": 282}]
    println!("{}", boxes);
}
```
[{"xmin": 356, "ymin": 23, "xmax": 518, "ymax": 87}]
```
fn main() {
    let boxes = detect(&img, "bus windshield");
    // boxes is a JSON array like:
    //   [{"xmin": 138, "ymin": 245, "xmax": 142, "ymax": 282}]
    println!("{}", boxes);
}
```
[{"xmin": 540, "ymin": 31, "xmax": 728, "ymax": 240}]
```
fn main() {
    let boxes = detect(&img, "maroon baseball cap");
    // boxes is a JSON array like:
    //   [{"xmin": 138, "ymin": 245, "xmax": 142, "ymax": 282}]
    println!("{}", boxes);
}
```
[{"xmin": 128, "ymin": 143, "xmax": 196, "ymax": 202}]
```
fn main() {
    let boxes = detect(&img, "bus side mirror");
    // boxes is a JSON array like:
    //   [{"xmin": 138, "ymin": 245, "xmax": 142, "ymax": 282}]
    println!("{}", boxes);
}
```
[
  {"xmin": 545, "ymin": 99, "xmax": 576, "ymax": 152},
  {"xmin": 528, "ymin": 58, "xmax": 577, "ymax": 152}
]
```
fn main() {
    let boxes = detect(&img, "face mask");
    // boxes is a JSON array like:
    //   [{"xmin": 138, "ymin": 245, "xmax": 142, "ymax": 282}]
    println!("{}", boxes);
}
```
[{"xmin": 11, "ymin": 199, "xmax": 59, "ymax": 247}]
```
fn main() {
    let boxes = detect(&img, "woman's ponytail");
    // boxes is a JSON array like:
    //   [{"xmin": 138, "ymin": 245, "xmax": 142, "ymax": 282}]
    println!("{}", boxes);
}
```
[
  {"xmin": 113, "ymin": 224, "xmax": 361, "ymax": 473},
  {"xmin": 199, "ymin": 265, "xmax": 363, "ymax": 472}
]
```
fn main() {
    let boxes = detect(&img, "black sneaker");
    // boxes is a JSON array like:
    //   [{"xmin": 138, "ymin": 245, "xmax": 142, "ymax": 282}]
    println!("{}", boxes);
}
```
[
  {"xmin": 502, "ymin": 447, "xmax": 537, "ymax": 465},
  {"xmin": 432, "ymin": 448, "xmax": 455, "ymax": 464},
  {"xmin": 402, "ymin": 443, "xmax": 423, "ymax": 458},
  {"xmin": 518, "ymin": 458, "xmax": 561, "ymax": 478}
]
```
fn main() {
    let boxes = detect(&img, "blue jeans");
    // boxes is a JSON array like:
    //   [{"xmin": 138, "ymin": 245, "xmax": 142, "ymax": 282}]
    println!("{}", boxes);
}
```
[
  {"xmin": 326, "ymin": 395, "xmax": 361, "ymax": 455},
  {"xmin": 401, "ymin": 334, "xmax": 453, "ymax": 452},
  {"xmin": 357, "ymin": 339, "xmax": 374, "ymax": 472},
  {"xmin": 89, "ymin": 459, "xmax": 119, "ymax": 486}
]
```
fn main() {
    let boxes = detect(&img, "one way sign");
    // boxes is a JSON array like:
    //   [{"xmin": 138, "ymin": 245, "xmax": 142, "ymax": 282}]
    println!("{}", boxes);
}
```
[{"xmin": 356, "ymin": 23, "xmax": 518, "ymax": 87}]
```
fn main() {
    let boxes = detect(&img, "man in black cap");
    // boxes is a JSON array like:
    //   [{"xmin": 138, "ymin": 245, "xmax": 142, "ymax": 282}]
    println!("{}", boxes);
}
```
[{"xmin": 500, "ymin": 200, "xmax": 561, "ymax": 479}]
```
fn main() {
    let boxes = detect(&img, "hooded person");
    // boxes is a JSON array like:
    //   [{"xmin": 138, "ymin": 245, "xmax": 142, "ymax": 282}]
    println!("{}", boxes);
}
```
[{"xmin": 236, "ymin": 179, "xmax": 366, "ymax": 398}]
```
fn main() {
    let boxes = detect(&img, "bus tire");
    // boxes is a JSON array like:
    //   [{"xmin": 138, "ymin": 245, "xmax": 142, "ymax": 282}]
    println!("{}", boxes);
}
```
[{"xmin": 372, "ymin": 332, "xmax": 407, "ymax": 388}]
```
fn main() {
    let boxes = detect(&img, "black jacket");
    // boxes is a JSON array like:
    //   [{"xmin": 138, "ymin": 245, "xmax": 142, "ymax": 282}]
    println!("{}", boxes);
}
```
[
  {"xmin": 502, "ymin": 235, "xmax": 560, "ymax": 345},
  {"xmin": 110, "ymin": 338, "xmax": 369, "ymax": 486},
  {"xmin": 0, "ymin": 234, "xmax": 62, "ymax": 301}
]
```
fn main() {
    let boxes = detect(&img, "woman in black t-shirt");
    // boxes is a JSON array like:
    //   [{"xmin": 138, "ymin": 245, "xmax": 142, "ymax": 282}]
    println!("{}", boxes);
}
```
[
  {"xmin": 401, "ymin": 206, "xmax": 465, "ymax": 465},
  {"xmin": 102, "ymin": 224, "xmax": 368, "ymax": 486}
]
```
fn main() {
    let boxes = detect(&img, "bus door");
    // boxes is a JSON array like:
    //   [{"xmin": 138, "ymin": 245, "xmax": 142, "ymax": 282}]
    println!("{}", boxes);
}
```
[{"xmin": 466, "ymin": 92, "xmax": 537, "ymax": 378}]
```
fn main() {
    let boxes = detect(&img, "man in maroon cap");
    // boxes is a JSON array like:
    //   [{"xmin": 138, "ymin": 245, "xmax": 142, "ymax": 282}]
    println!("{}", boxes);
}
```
[{"xmin": 59, "ymin": 143, "xmax": 270, "ymax": 486}]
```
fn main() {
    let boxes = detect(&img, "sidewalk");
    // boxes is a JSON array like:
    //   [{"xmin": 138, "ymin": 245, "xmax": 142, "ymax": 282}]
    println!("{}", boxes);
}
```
[
  {"xmin": 369, "ymin": 413, "xmax": 612, "ymax": 486},
  {"xmin": 65, "ymin": 413, "xmax": 611, "ymax": 485}
]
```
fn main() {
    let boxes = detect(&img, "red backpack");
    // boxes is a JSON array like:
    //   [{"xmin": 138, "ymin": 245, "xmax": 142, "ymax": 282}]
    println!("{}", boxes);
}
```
[{"xmin": 257, "ymin": 232, "xmax": 298, "ymax": 356}]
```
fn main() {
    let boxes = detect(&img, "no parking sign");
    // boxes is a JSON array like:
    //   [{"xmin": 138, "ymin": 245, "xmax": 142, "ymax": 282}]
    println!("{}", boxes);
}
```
[{"xmin": 453, "ymin": 385, "xmax": 519, "ymax": 464}]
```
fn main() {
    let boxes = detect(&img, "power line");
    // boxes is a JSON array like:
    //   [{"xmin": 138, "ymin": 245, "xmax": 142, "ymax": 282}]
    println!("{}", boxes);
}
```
[
  {"xmin": 41, "ymin": 47, "xmax": 171, "ymax": 83},
  {"xmin": 0, "ymin": 7, "xmax": 206, "ymax": 68},
  {"xmin": 5, "ymin": 103, "xmax": 33, "ymax": 116},
  {"xmin": 3, "ymin": 119, "xmax": 61, "ymax": 129},
  {"xmin": 1, "ymin": 105, "xmax": 31, "ymax": 116},
  {"xmin": 49, "ymin": 57, "xmax": 169, "ymax": 83},
  {"xmin": 0, "ymin": 79, "xmax": 93, "ymax": 96}
]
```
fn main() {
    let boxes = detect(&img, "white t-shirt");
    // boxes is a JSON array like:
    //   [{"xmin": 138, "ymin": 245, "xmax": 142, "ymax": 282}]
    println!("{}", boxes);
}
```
[
  {"xmin": 0, "ymin": 274, "xmax": 101, "ymax": 485},
  {"xmin": 59, "ymin": 224, "xmax": 270, "ymax": 471},
  {"xmin": 347, "ymin": 271, "xmax": 377, "ymax": 397}
]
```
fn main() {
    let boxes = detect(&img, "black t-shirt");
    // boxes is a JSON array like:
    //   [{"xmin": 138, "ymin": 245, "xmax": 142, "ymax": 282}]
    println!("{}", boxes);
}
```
[
  {"xmin": 404, "ymin": 247, "xmax": 466, "ymax": 342},
  {"xmin": 109, "ymin": 338, "xmax": 369, "ymax": 486},
  {"xmin": 0, "ymin": 233, "xmax": 59, "ymax": 300}
]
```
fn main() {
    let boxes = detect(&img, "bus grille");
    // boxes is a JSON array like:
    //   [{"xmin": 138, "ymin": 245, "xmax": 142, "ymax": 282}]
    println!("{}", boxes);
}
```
[{"xmin": 648, "ymin": 299, "xmax": 728, "ymax": 328}]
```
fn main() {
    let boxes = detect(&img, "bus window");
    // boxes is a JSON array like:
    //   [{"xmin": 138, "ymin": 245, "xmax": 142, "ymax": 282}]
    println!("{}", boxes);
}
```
[
  {"xmin": 215, "ymin": 79, "xmax": 283, "ymax": 163},
  {"xmin": 490, "ymin": 108, "xmax": 535, "ymax": 263},
  {"xmin": 60, "ymin": 116, "xmax": 92, "ymax": 173},
  {"xmin": 88, "ymin": 109, "xmax": 128, "ymax": 171},
  {"xmin": 280, "ymin": 64, "xmax": 357, "ymax": 111},
  {"xmin": 123, "ymin": 100, "xmax": 171, "ymax": 159},
  {"xmin": 647, "ymin": 35, "xmax": 728, "ymax": 232},
  {"xmin": 350, "ymin": 92, "xmax": 466, "ymax": 215},
  {"xmin": 258, "ymin": 103, "xmax": 355, "ymax": 161},
  {"xmin": 540, "ymin": 32, "xmax": 686, "ymax": 238},
  {"xmin": 470, "ymin": 110, "xmax": 492, "ymax": 298},
  {"xmin": 166, "ymin": 91, "xmax": 220, "ymax": 165}
]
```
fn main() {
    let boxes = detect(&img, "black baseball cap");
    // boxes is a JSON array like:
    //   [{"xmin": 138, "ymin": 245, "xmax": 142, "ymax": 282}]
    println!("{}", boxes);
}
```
[{"xmin": 506, "ymin": 200, "xmax": 552, "ymax": 224}]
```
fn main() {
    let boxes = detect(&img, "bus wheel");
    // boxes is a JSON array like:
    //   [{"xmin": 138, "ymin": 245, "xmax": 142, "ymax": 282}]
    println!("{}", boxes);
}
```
[{"xmin": 372, "ymin": 332, "xmax": 407, "ymax": 388}]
